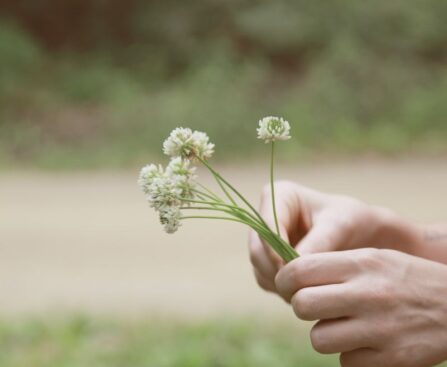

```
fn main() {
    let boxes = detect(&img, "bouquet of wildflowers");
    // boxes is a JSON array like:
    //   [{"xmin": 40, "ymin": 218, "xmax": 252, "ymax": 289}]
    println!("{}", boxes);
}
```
[{"xmin": 138, "ymin": 117, "xmax": 299, "ymax": 262}]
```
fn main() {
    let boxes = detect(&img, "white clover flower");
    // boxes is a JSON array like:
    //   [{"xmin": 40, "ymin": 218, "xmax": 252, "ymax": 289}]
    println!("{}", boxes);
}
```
[
  {"xmin": 138, "ymin": 164, "xmax": 164, "ymax": 195},
  {"xmin": 166, "ymin": 157, "xmax": 196, "ymax": 178},
  {"xmin": 166, "ymin": 157, "xmax": 197, "ymax": 202},
  {"xmin": 163, "ymin": 128, "xmax": 193, "ymax": 158},
  {"xmin": 163, "ymin": 127, "xmax": 214, "ymax": 160},
  {"xmin": 146, "ymin": 175, "xmax": 182, "ymax": 210},
  {"xmin": 191, "ymin": 131, "xmax": 214, "ymax": 160},
  {"xmin": 159, "ymin": 206, "xmax": 182, "ymax": 234},
  {"xmin": 171, "ymin": 174, "xmax": 195, "ymax": 204},
  {"xmin": 257, "ymin": 116, "xmax": 291, "ymax": 143}
]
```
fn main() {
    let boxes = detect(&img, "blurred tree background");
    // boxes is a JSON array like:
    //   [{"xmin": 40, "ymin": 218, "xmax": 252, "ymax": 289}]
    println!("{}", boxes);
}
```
[{"xmin": 0, "ymin": 0, "xmax": 446, "ymax": 169}]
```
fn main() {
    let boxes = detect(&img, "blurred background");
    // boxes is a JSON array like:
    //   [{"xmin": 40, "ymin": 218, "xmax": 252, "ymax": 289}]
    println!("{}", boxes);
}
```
[{"xmin": 0, "ymin": 1, "xmax": 446, "ymax": 366}]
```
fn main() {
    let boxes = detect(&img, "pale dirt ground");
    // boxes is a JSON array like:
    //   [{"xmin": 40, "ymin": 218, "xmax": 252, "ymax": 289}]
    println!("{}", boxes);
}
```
[{"xmin": 0, "ymin": 159, "xmax": 446, "ymax": 320}]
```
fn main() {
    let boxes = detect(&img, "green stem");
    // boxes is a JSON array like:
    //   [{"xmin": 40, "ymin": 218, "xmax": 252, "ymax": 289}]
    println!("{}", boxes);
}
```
[
  {"xmin": 196, "ymin": 182, "xmax": 223, "ymax": 202},
  {"xmin": 270, "ymin": 141, "xmax": 280, "ymax": 236},
  {"xmin": 181, "ymin": 211, "xmax": 298, "ymax": 261},
  {"xmin": 181, "ymin": 215, "xmax": 246, "ymax": 225},
  {"xmin": 180, "ymin": 206, "xmax": 230, "ymax": 211},
  {"xmin": 180, "ymin": 197, "xmax": 265, "ymax": 227},
  {"xmin": 180, "ymin": 198, "xmax": 250, "ymax": 214},
  {"xmin": 180, "ymin": 206, "xmax": 266, "ymax": 233},
  {"xmin": 184, "ymin": 159, "xmax": 299, "ymax": 262},
  {"xmin": 180, "ymin": 214, "xmax": 279, "ymax": 248},
  {"xmin": 259, "ymin": 231, "xmax": 298, "ymax": 262},
  {"xmin": 192, "ymin": 189, "xmax": 220, "ymax": 203},
  {"xmin": 198, "ymin": 158, "xmax": 268, "ymax": 227},
  {"xmin": 200, "ymin": 166, "xmax": 237, "ymax": 206}
]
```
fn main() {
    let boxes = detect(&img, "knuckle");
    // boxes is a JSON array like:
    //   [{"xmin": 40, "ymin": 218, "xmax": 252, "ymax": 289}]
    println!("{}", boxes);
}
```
[
  {"xmin": 248, "ymin": 242, "xmax": 264, "ymax": 269},
  {"xmin": 355, "ymin": 248, "xmax": 382, "ymax": 270},
  {"xmin": 275, "ymin": 258, "xmax": 300, "ymax": 286},
  {"xmin": 274, "ymin": 270, "xmax": 293, "ymax": 301},
  {"xmin": 290, "ymin": 256, "xmax": 314, "ymax": 279},
  {"xmin": 289, "ymin": 261, "xmax": 305, "ymax": 282},
  {"xmin": 291, "ymin": 289, "xmax": 314, "ymax": 320},
  {"xmin": 310, "ymin": 324, "xmax": 331, "ymax": 354},
  {"xmin": 257, "ymin": 278, "xmax": 271, "ymax": 292},
  {"xmin": 254, "ymin": 271, "xmax": 273, "ymax": 292},
  {"xmin": 364, "ymin": 279, "xmax": 399, "ymax": 311},
  {"xmin": 273, "ymin": 271, "xmax": 283, "ymax": 290},
  {"xmin": 290, "ymin": 258, "xmax": 306, "ymax": 283}
]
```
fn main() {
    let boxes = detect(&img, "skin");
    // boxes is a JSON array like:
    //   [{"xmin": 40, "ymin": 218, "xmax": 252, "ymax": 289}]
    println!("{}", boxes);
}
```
[{"xmin": 248, "ymin": 181, "xmax": 447, "ymax": 367}]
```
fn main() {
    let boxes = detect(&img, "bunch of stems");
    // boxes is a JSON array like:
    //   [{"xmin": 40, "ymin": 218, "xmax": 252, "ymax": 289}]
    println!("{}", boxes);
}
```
[{"xmin": 180, "ymin": 142, "xmax": 298, "ymax": 262}]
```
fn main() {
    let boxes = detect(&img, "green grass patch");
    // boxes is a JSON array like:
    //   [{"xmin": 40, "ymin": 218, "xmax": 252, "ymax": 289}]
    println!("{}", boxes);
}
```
[
  {"xmin": 2, "ymin": 316, "xmax": 447, "ymax": 367},
  {"xmin": 0, "ymin": 316, "xmax": 341, "ymax": 367}
]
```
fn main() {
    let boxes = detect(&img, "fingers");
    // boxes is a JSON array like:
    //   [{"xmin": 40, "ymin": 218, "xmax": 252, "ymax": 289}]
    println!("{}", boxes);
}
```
[
  {"xmin": 249, "ymin": 181, "xmax": 297, "ymax": 285},
  {"xmin": 259, "ymin": 181, "xmax": 312, "ymax": 252},
  {"xmin": 290, "ymin": 284, "xmax": 360, "ymax": 321},
  {"xmin": 249, "ymin": 182, "xmax": 298, "ymax": 294},
  {"xmin": 311, "ymin": 319, "xmax": 378, "ymax": 355},
  {"xmin": 340, "ymin": 348, "xmax": 383, "ymax": 367},
  {"xmin": 249, "ymin": 230, "xmax": 280, "ymax": 284},
  {"xmin": 256, "ymin": 181, "xmax": 309, "ymax": 269},
  {"xmin": 259, "ymin": 181, "xmax": 298, "ymax": 241},
  {"xmin": 297, "ymin": 217, "xmax": 351, "ymax": 255},
  {"xmin": 275, "ymin": 251, "xmax": 358, "ymax": 301},
  {"xmin": 253, "ymin": 268, "xmax": 276, "ymax": 292}
]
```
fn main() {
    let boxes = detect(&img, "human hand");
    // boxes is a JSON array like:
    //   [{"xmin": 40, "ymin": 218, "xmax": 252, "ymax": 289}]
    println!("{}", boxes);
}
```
[
  {"xmin": 249, "ymin": 181, "xmax": 412, "ymax": 294},
  {"xmin": 275, "ymin": 248, "xmax": 447, "ymax": 367}
]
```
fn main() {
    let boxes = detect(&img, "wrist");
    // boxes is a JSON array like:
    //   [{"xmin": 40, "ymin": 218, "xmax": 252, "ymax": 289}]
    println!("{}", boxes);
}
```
[{"xmin": 370, "ymin": 206, "xmax": 422, "ymax": 254}]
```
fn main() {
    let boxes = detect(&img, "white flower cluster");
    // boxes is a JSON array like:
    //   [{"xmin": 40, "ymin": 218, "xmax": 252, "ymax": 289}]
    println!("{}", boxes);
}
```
[
  {"xmin": 163, "ymin": 127, "xmax": 214, "ymax": 160},
  {"xmin": 159, "ymin": 206, "xmax": 182, "ymax": 234},
  {"xmin": 140, "ymin": 119, "xmax": 292, "ymax": 236},
  {"xmin": 257, "ymin": 116, "xmax": 291, "ymax": 143},
  {"xmin": 138, "ymin": 164, "xmax": 164, "ymax": 196},
  {"xmin": 138, "ymin": 158, "xmax": 196, "ymax": 233},
  {"xmin": 139, "ymin": 128, "xmax": 214, "ymax": 233}
]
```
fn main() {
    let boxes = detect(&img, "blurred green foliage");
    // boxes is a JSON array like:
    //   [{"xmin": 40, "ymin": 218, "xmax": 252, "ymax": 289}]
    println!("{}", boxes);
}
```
[
  {"xmin": 0, "ymin": 1, "xmax": 447, "ymax": 168},
  {"xmin": 1, "ymin": 317, "xmax": 447, "ymax": 367},
  {"xmin": 0, "ymin": 317, "xmax": 335, "ymax": 367}
]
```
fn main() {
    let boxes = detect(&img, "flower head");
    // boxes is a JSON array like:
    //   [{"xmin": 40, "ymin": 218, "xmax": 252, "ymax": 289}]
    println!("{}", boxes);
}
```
[
  {"xmin": 191, "ymin": 131, "xmax": 215, "ymax": 160},
  {"xmin": 163, "ymin": 127, "xmax": 214, "ymax": 160},
  {"xmin": 166, "ymin": 157, "xmax": 197, "ymax": 202},
  {"xmin": 166, "ymin": 157, "xmax": 196, "ymax": 178},
  {"xmin": 138, "ymin": 164, "xmax": 164, "ymax": 195},
  {"xmin": 146, "ymin": 174, "xmax": 182, "ymax": 210},
  {"xmin": 257, "ymin": 116, "xmax": 291, "ymax": 143},
  {"xmin": 159, "ymin": 206, "xmax": 182, "ymax": 234}
]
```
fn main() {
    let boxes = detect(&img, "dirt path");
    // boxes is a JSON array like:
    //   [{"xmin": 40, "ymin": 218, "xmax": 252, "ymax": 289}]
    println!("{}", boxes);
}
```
[{"xmin": 1, "ymin": 159, "xmax": 446, "ymax": 319}]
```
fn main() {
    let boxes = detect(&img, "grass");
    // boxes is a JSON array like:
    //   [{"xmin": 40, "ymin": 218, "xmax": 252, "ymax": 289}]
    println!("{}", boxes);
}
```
[
  {"xmin": 1, "ymin": 316, "xmax": 446, "ymax": 367},
  {"xmin": 0, "ymin": 316, "xmax": 341, "ymax": 367}
]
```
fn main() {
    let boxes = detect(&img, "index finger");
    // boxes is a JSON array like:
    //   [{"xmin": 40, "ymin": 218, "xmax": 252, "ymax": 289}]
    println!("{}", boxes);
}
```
[
  {"xmin": 248, "ymin": 229, "xmax": 280, "ymax": 280},
  {"xmin": 275, "ymin": 250, "xmax": 361, "ymax": 301}
]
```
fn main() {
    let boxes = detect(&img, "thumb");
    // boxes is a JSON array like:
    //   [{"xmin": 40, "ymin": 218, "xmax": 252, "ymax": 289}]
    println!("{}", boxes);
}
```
[{"xmin": 296, "ymin": 220, "xmax": 348, "ymax": 255}]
